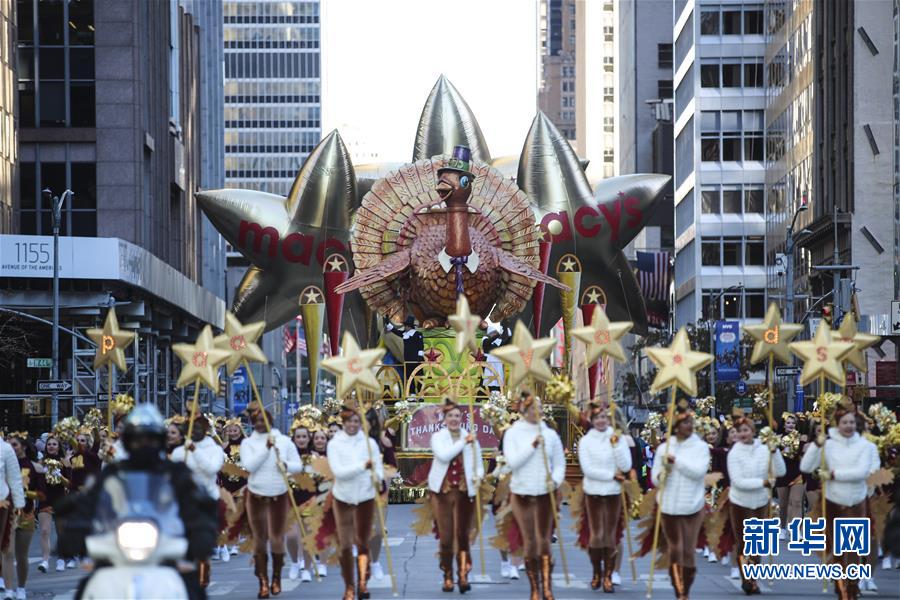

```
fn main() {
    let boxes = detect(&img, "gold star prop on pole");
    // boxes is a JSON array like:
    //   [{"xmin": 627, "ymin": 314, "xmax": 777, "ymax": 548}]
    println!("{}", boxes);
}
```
[
  {"xmin": 572, "ymin": 305, "xmax": 632, "ymax": 365},
  {"xmin": 321, "ymin": 331, "xmax": 385, "ymax": 398},
  {"xmin": 87, "ymin": 307, "xmax": 136, "ymax": 371},
  {"xmin": 490, "ymin": 320, "xmax": 556, "ymax": 389},
  {"xmin": 743, "ymin": 302, "xmax": 804, "ymax": 366},
  {"xmin": 646, "ymin": 328, "xmax": 713, "ymax": 396},
  {"xmin": 173, "ymin": 325, "xmax": 231, "ymax": 389},
  {"xmin": 789, "ymin": 321, "xmax": 856, "ymax": 387},
  {"xmin": 449, "ymin": 295, "xmax": 481, "ymax": 355},
  {"xmin": 214, "ymin": 312, "xmax": 268, "ymax": 376},
  {"xmin": 835, "ymin": 313, "xmax": 880, "ymax": 372}
]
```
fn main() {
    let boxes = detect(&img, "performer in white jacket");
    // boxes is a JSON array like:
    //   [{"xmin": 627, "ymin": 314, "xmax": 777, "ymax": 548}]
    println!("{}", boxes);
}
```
[
  {"xmin": 727, "ymin": 412, "xmax": 786, "ymax": 595},
  {"xmin": 577, "ymin": 401, "xmax": 632, "ymax": 593},
  {"xmin": 503, "ymin": 391, "xmax": 565, "ymax": 600},
  {"xmin": 240, "ymin": 404, "xmax": 303, "ymax": 599},
  {"xmin": 0, "ymin": 438, "xmax": 25, "ymax": 597},
  {"xmin": 327, "ymin": 404, "xmax": 384, "ymax": 600},
  {"xmin": 427, "ymin": 398, "xmax": 485, "ymax": 593},
  {"xmin": 800, "ymin": 400, "xmax": 879, "ymax": 600},
  {"xmin": 171, "ymin": 414, "xmax": 225, "ymax": 589},
  {"xmin": 650, "ymin": 400, "xmax": 710, "ymax": 600}
]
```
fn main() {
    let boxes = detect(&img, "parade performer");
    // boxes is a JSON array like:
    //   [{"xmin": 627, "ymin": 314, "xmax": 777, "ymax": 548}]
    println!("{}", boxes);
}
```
[
  {"xmin": 367, "ymin": 406, "xmax": 396, "ymax": 582},
  {"xmin": 327, "ymin": 403, "xmax": 384, "ymax": 600},
  {"xmin": 240, "ymin": 403, "xmax": 303, "ymax": 599},
  {"xmin": 286, "ymin": 419, "xmax": 328, "ymax": 582},
  {"xmin": 37, "ymin": 435, "xmax": 69, "ymax": 573},
  {"xmin": 503, "ymin": 391, "xmax": 565, "ymax": 600},
  {"xmin": 800, "ymin": 399, "xmax": 880, "ymax": 600},
  {"xmin": 0, "ymin": 435, "xmax": 24, "ymax": 597},
  {"xmin": 171, "ymin": 414, "xmax": 226, "ymax": 588},
  {"xmin": 775, "ymin": 413, "xmax": 804, "ymax": 541},
  {"xmin": 66, "ymin": 429, "xmax": 101, "ymax": 493},
  {"xmin": 577, "ymin": 401, "xmax": 632, "ymax": 593},
  {"xmin": 166, "ymin": 416, "xmax": 187, "ymax": 456},
  {"xmin": 727, "ymin": 413, "xmax": 786, "ymax": 595},
  {"xmin": 217, "ymin": 417, "xmax": 247, "ymax": 560},
  {"xmin": 2, "ymin": 433, "xmax": 45, "ymax": 600},
  {"xmin": 427, "ymin": 397, "xmax": 484, "ymax": 593},
  {"xmin": 650, "ymin": 400, "xmax": 710, "ymax": 600}
]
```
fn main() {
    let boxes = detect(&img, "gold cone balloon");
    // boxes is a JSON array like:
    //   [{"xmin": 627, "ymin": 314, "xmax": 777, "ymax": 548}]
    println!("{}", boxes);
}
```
[
  {"xmin": 556, "ymin": 254, "xmax": 582, "ymax": 374},
  {"xmin": 299, "ymin": 285, "xmax": 326, "ymax": 401},
  {"xmin": 412, "ymin": 75, "xmax": 492, "ymax": 164},
  {"xmin": 86, "ymin": 307, "xmax": 136, "ymax": 372},
  {"xmin": 195, "ymin": 130, "xmax": 360, "ymax": 332}
]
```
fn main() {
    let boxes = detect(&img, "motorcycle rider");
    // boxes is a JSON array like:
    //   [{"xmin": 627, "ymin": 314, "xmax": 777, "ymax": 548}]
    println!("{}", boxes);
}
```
[{"xmin": 56, "ymin": 405, "xmax": 218, "ymax": 600}]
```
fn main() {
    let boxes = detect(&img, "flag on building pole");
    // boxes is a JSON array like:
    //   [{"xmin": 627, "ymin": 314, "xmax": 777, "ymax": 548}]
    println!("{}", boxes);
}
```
[{"xmin": 636, "ymin": 250, "xmax": 671, "ymax": 329}]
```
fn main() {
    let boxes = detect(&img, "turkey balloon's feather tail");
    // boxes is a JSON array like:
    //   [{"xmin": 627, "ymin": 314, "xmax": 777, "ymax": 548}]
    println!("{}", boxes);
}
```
[
  {"xmin": 335, "ymin": 250, "xmax": 411, "ymax": 295},
  {"xmin": 498, "ymin": 251, "xmax": 570, "ymax": 291}
]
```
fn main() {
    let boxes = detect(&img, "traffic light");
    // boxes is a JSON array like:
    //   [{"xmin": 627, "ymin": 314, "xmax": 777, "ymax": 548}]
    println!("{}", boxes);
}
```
[
  {"xmin": 822, "ymin": 303, "xmax": 833, "ymax": 327},
  {"xmin": 218, "ymin": 379, "xmax": 227, "ymax": 399}
]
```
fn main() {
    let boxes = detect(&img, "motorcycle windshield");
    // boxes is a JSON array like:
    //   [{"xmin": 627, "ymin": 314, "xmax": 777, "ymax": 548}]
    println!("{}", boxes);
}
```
[{"xmin": 93, "ymin": 471, "xmax": 185, "ymax": 537}]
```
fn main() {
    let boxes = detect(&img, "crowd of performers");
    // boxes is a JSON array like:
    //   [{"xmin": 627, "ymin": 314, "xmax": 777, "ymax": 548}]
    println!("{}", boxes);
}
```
[{"xmin": 0, "ymin": 390, "xmax": 896, "ymax": 600}]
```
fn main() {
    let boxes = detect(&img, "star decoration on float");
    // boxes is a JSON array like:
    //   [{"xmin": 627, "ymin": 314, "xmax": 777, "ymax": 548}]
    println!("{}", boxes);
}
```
[
  {"xmin": 173, "ymin": 325, "xmax": 231, "ymax": 389},
  {"xmin": 213, "ymin": 313, "xmax": 267, "ymax": 376},
  {"xmin": 87, "ymin": 307, "xmax": 136, "ymax": 372},
  {"xmin": 449, "ymin": 295, "xmax": 481, "ymax": 354},
  {"xmin": 572, "ymin": 306, "xmax": 632, "ymax": 365},
  {"xmin": 303, "ymin": 287, "xmax": 324, "ymax": 304},
  {"xmin": 835, "ymin": 313, "xmax": 879, "ymax": 372},
  {"xmin": 788, "ymin": 321, "xmax": 856, "ymax": 387},
  {"xmin": 326, "ymin": 255, "xmax": 347, "ymax": 272},
  {"xmin": 490, "ymin": 320, "xmax": 556, "ymax": 389},
  {"xmin": 645, "ymin": 328, "xmax": 713, "ymax": 396},
  {"xmin": 583, "ymin": 286, "xmax": 605, "ymax": 305},
  {"xmin": 321, "ymin": 332, "xmax": 385, "ymax": 398},
  {"xmin": 560, "ymin": 256, "xmax": 577, "ymax": 272},
  {"xmin": 743, "ymin": 302, "xmax": 804, "ymax": 366}
]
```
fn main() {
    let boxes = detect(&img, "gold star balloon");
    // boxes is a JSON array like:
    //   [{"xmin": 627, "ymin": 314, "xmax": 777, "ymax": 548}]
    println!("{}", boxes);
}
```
[
  {"xmin": 572, "ymin": 306, "xmax": 632, "ymax": 365},
  {"xmin": 743, "ymin": 302, "xmax": 804, "ymax": 365},
  {"xmin": 173, "ymin": 325, "xmax": 231, "ymax": 389},
  {"xmin": 490, "ymin": 320, "xmax": 556, "ymax": 389},
  {"xmin": 448, "ymin": 295, "xmax": 481, "ymax": 355},
  {"xmin": 835, "ymin": 313, "xmax": 879, "ymax": 373},
  {"xmin": 214, "ymin": 313, "xmax": 268, "ymax": 376},
  {"xmin": 321, "ymin": 331, "xmax": 386, "ymax": 398},
  {"xmin": 789, "ymin": 321, "xmax": 856, "ymax": 386},
  {"xmin": 87, "ymin": 307, "xmax": 136, "ymax": 371},
  {"xmin": 646, "ymin": 328, "xmax": 713, "ymax": 396}
]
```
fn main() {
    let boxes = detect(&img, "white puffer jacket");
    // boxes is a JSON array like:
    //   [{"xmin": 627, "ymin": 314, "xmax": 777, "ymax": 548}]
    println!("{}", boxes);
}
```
[
  {"xmin": 800, "ymin": 428, "xmax": 879, "ymax": 507},
  {"xmin": 171, "ymin": 436, "xmax": 226, "ymax": 500},
  {"xmin": 428, "ymin": 428, "xmax": 484, "ymax": 497},
  {"xmin": 727, "ymin": 440, "xmax": 786, "ymax": 509},
  {"xmin": 503, "ymin": 420, "xmax": 565, "ymax": 496},
  {"xmin": 328, "ymin": 430, "xmax": 384, "ymax": 505},
  {"xmin": 240, "ymin": 429, "xmax": 302, "ymax": 496},
  {"xmin": 0, "ymin": 441, "xmax": 24, "ymax": 509},
  {"xmin": 578, "ymin": 428, "xmax": 632, "ymax": 496},
  {"xmin": 650, "ymin": 434, "xmax": 710, "ymax": 515}
]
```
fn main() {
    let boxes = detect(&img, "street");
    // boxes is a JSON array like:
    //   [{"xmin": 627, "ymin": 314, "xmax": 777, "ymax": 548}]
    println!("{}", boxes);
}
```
[{"xmin": 20, "ymin": 503, "xmax": 899, "ymax": 599}]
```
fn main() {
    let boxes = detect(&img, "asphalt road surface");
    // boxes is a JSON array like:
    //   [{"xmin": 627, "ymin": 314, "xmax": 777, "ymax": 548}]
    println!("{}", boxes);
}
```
[{"xmin": 13, "ymin": 503, "xmax": 899, "ymax": 599}]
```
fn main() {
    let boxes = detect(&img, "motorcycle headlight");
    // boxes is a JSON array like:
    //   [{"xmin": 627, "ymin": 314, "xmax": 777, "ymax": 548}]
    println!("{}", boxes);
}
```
[{"xmin": 116, "ymin": 521, "xmax": 159, "ymax": 562}]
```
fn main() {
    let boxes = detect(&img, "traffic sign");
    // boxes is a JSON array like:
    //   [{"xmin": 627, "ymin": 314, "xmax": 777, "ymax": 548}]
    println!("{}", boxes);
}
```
[
  {"xmin": 891, "ymin": 300, "xmax": 900, "ymax": 334},
  {"xmin": 775, "ymin": 365, "xmax": 802, "ymax": 377},
  {"xmin": 736, "ymin": 381, "xmax": 747, "ymax": 395},
  {"xmin": 26, "ymin": 358, "xmax": 52, "ymax": 368},
  {"xmin": 37, "ymin": 380, "xmax": 72, "ymax": 393}
]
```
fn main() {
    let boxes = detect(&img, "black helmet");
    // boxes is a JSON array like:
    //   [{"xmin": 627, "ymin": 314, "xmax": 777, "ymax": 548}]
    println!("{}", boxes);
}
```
[{"xmin": 122, "ymin": 404, "xmax": 166, "ymax": 457}]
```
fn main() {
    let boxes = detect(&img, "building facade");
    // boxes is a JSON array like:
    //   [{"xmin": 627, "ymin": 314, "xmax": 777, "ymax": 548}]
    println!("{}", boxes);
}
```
[
  {"xmin": 672, "ymin": 0, "xmax": 769, "ymax": 329},
  {"xmin": 0, "ymin": 0, "xmax": 14, "ymax": 234}
]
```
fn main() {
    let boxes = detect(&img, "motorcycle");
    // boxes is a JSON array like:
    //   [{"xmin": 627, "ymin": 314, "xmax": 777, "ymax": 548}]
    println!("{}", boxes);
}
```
[{"xmin": 77, "ymin": 470, "xmax": 192, "ymax": 599}]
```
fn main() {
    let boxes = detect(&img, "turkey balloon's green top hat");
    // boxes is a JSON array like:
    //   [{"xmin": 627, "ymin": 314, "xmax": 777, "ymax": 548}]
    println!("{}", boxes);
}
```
[{"xmin": 438, "ymin": 145, "xmax": 475, "ymax": 178}]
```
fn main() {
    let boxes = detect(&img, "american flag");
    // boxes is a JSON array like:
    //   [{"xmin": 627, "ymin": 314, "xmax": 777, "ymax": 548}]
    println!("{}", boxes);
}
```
[
  {"xmin": 282, "ymin": 317, "xmax": 307, "ymax": 355},
  {"xmin": 636, "ymin": 251, "xmax": 670, "ymax": 302}
]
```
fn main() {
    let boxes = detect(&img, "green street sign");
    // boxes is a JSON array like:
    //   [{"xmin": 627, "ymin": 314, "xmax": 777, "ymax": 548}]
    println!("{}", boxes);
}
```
[{"xmin": 27, "ymin": 358, "xmax": 53, "ymax": 368}]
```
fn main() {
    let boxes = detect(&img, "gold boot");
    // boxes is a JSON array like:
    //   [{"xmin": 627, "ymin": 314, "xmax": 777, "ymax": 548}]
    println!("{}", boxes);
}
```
[
  {"xmin": 357, "ymin": 553, "xmax": 370, "ymax": 600},
  {"xmin": 669, "ymin": 564, "xmax": 686, "ymax": 600},
  {"xmin": 525, "ymin": 558, "xmax": 541, "ymax": 600},
  {"xmin": 254, "ymin": 553, "xmax": 270, "ymax": 599},
  {"xmin": 457, "ymin": 550, "xmax": 472, "ymax": 593},
  {"xmin": 540, "ymin": 555, "xmax": 555, "ymax": 600},
  {"xmin": 198, "ymin": 560, "xmax": 210, "ymax": 588},
  {"xmin": 588, "ymin": 548, "xmax": 603, "ymax": 590},
  {"xmin": 602, "ymin": 548, "xmax": 616, "ymax": 593},
  {"xmin": 270, "ymin": 552, "xmax": 284, "ymax": 595},
  {"xmin": 340, "ymin": 549, "xmax": 355, "ymax": 600},
  {"xmin": 440, "ymin": 551, "xmax": 454, "ymax": 592},
  {"xmin": 683, "ymin": 566, "xmax": 696, "ymax": 599}
]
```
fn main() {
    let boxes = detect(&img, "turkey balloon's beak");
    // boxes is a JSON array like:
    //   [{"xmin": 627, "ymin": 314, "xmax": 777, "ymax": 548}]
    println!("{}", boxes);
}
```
[{"xmin": 436, "ymin": 179, "xmax": 453, "ymax": 201}]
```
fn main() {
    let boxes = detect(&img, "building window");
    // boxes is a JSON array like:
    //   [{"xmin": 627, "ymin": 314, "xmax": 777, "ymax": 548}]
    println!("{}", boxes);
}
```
[
  {"xmin": 722, "ymin": 189, "xmax": 742, "ymax": 213},
  {"xmin": 701, "ymin": 63, "xmax": 720, "ymax": 87},
  {"xmin": 744, "ymin": 187, "xmax": 764, "ymax": 212},
  {"xmin": 699, "ymin": 110, "xmax": 764, "ymax": 163},
  {"xmin": 603, "ymin": 86, "xmax": 614, "ymax": 102},
  {"xmin": 722, "ymin": 9, "xmax": 742, "ymax": 34},
  {"xmin": 658, "ymin": 79, "xmax": 673, "ymax": 99},
  {"xmin": 658, "ymin": 43, "xmax": 673, "ymax": 69},
  {"xmin": 603, "ymin": 26, "xmax": 614, "ymax": 41},
  {"xmin": 744, "ymin": 10, "xmax": 763, "ymax": 34},
  {"xmin": 700, "ymin": 10, "xmax": 719, "ymax": 35},
  {"xmin": 562, "ymin": 80, "xmax": 574, "ymax": 92},
  {"xmin": 19, "ymin": 160, "xmax": 97, "ymax": 236},
  {"xmin": 674, "ymin": 12, "xmax": 693, "ymax": 67},
  {"xmin": 17, "ymin": 0, "xmax": 95, "ymax": 128},
  {"xmin": 745, "ymin": 237, "xmax": 765, "ymax": 265},
  {"xmin": 603, "ymin": 56, "xmax": 614, "ymax": 71},
  {"xmin": 703, "ymin": 288, "xmax": 766, "ymax": 319},
  {"xmin": 603, "ymin": 116, "xmax": 614, "ymax": 132},
  {"xmin": 701, "ymin": 187, "xmax": 720, "ymax": 213},
  {"xmin": 744, "ymin": 62, "xmax": 763, "ymax": 87}
]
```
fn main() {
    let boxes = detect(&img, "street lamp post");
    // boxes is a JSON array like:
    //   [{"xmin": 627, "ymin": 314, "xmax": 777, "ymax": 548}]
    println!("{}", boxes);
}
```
[
  {"xmin": 43, "ymin": 188, "xmax": 74, "ymax": 427},
  {"xmin": 784, "ymin": 196, "xmax": 809, "ymax": 409}
]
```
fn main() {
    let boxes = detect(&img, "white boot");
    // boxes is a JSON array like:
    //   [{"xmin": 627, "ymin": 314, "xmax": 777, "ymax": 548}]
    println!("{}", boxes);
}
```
[
  {"xmin": 289, "ymin": 561, "xmax": 300, "ymax": 580},
  {"xmin": 220, "ymin": 545, "xmax": 230, "ymax": 563},
  {"xmin": 508, "ymin": 564, "xmax": 519, "ymax": 580},
  {"xmin": 371, "ymin": 562, "xmax": 384, "ymax": 580},
  {"xmin": 500, "ymin": 560, "xmax": 511, "ymax": 578},
  {"xmin": 611, "ymin": 571, "xmax": 622, "ymax": 585},
  {"xmin": 316, "ymin": 562, "xmax": 327, "ymax": 577},
  {"xmin": 55, "ymin": 559, "xmax": 65, "ymax": 572},
  {"xmin": 300, "ymin": 569, "xmax": 312, "ymax": 582},
  {"xmin": 883, "ymin": 555, "xmax": 894, "ymax": 570},
  {"xmin": 730, "ymin": 567, "xmax": 740, "ymax": 580}
]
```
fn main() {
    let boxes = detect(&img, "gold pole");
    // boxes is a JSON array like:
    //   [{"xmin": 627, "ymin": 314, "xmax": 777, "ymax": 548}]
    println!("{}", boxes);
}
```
[
  {"xmin": 646, "ymin": 386, "xmax": 677, "ymax": 599},
  {"xmin": 185, "ymin": 383, "xmax": 201, "ymax": 441},
  {"xmin": 467, "ymin": 388, "xmax": 487, "ymax": 578},
  {"xmin": 608, "ymin": 362, "xmax": 637, "ymax": 582},
  {"xmin": 765, "ymin": 354, "xmax": 776, "ymax": 575},
  {"xmin": 818, "ymin": 373, "xmax": 828, "ymax": 593},
  {"xmin": 539, "ymin": 433, "xmax": 570, "ymax": 586},
  {"xmin": 107, "ymin": 366, "xmax": 114, "ymax": 431},
  {"xmin": 356, "ymin": 395, "xmax": 399, "ymax": 597},
  {"xmin": 244, "ymin": 360, "xmax": 321, "ymax": 582}
]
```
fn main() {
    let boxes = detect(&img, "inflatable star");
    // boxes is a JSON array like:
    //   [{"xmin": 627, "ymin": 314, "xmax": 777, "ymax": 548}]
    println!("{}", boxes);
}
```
[
  {"xmin": 572, "ymin": 306, "xmax": 632, "ymax": 365},
  {"xmin": 646, "ymin": 328, "xmax": 713, "ymax": 396},
  {"xmin": 173, "ymin": 325, "xmax": 230, "ymax": 389},
  {"xmin": 490, "ymin": 320, "xmax": 555, "ymax": 389},
  {"xmin": 743, "ymin": 303, "xmax": 804, "ymax": 365},
  {"xmin": 789, "ymin": 322, "xmax": 855, "ymax": 387},
  {"xmin": 449, "ymin": 295, "xmax": 481, "ymax": 354},
  {"xmin": 835, "ymin": 313, "xmax": 879, "ymax": 373},
  {"xmin": 87, "ymin": 307, "xmax": 136, "ymax": 371},
  {"xmin": 321, "ymin": 332, "xmax": 385, "ymax": 398},
  {"xmin": 214, "ymin": 313, "xmax": 267, "ymax": 376}
]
